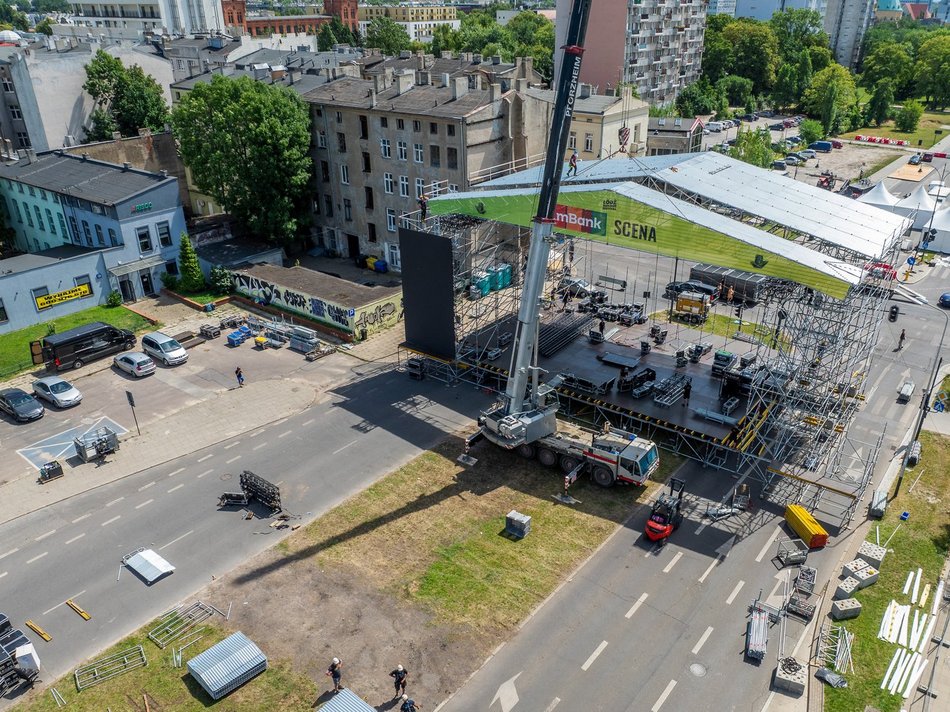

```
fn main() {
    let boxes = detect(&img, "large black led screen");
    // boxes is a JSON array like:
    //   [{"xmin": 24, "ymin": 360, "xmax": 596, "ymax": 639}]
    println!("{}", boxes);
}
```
[{"xmin": 399, "ymin": 227, "xmax": 456, "ymax": 360}]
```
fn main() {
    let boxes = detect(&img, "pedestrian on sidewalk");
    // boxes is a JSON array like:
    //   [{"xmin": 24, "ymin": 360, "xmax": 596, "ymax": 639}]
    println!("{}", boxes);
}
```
[
  {"xmin": 326, "ymin": 657, "xmax": 343, "ymax": 692},
  {"xmin": 235, "ymin": 366, "xmax": 245, "ymax": 387},
  {"xmin": 682, "ymin": 379, "xmax": 692, "ymax": 407},
  {"xmin": 898, "ymin": 329, "xmax": 906, "ymax": 350},
  {"xmin": 390, "ymin": 664, "xmax": 408, "ymax": 699},
  {"xmin": 400, "ymin": 695, "xmax": 421, "ymax": 711},
  {"xmin": 599, "ymin": 319, "xmax": 606, "ymax": 335}
]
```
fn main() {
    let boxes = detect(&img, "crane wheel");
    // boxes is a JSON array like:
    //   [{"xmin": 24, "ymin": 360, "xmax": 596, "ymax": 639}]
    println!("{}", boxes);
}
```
[
  {"xmin": 516, "ymin": 443, "xmax": 536, "ymax": 459},
  {"xmin": 591, "ymin": 465, "xmax": 616, "ymax": 487},
  {"xmin": 538, "ymin": 448, "xmax": 557, "ymax": 467},
  {"xmin": 559, "ymin": 455, "xmax": 581, "ymax": 473}
]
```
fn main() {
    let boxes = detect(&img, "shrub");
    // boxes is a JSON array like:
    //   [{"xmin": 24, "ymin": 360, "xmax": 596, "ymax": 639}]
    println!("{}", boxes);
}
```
[
  {"xmin": 209, "ymin": 265, "xmax": 233, "ymax": 296},
  {"xmin": 160, "ymin": 271, "xmax": 180, "ymax": 291},
  {"xmin": 106, "ymin": 290, "xmax": 122, "ymax": 307}
]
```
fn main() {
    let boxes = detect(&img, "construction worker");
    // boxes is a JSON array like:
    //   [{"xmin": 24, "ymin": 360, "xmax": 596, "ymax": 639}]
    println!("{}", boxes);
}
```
[
  {"xmin": 390, "ymin": 665, "xmax": 408, "ymax": 699},
  {"xmin": 682, "ymin": 379, "xmax": 692, "ymax": 407},
  {"xmin": 401, "ymin": 694, "xmax": 421, "ymax": 711},
  {"xmin": 326, "ymin": 658, "xmax": 343, "ymax": 693},
  {"xmin": 599, "ymin": 319, "xmax": 606, "ymax": 335},
  {"xmin": 567, "ymin": 150, "xmax": 578, "ymax": 177},
  {"xmin": 898, "ymin": 329, "xmax": 906, "ymax": 350},
  {"xmin": 418, "ymin": 194, "xmax": 428, "ymax": 220}
]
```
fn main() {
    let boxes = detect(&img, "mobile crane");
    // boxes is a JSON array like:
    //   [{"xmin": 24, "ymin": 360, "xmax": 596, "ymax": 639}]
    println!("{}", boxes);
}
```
[{"xmin": 466, "ymin": 0, "xmax": 660, "ymax": 489}]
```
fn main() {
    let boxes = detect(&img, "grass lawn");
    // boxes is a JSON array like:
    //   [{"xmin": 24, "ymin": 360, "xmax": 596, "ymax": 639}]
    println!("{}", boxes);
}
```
[
  {"xmin": 824, "ymin": 431, "xmax": 950, "ymax": 712},
  {"xmin": 170, "ymin": 289, "xmax": 224, "ymax": 305},
  {"xmin": 840, "ymin": 111, "xmax": 950, "ymax": 150},
  {"xmin": 14, "ymin": 621, "xmax": 315, "ymax": 711},
  {"xmin": 0, "ymin": 306, "xmax": 154, "ymax": 380},
  {"xmin": 650, "ymin": 310, "xmax": 790, "ymax": 351},
  {"xmin": 280, "ymin": 439, "xmax": 684, "ymax": 634}
]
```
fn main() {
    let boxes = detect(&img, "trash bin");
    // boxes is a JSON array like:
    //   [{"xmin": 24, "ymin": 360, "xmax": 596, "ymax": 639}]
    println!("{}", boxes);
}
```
[{"xmin": 204, "ymin": 302, "xmax": 216, "ymax": 312}]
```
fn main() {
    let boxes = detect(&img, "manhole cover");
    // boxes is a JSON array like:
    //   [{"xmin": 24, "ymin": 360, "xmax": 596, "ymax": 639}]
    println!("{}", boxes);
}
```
[
  {"xmin": 220, "ymin": 472, "xmax": 232, "ymax": 481},
  {"xmin": 689, "ymin": 663, "xmax": 707, "ymax": 677}
]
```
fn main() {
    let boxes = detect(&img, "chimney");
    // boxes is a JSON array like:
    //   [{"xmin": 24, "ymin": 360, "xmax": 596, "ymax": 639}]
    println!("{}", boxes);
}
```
[
  {"xmin": 271, "ymin": 66, "xmax": 286, "ymax": 81},
  {"xmin": 415, "ymin": 52, "xmax": 425, "ymax": 70},
  {"xmin": 417, "ymin": 70, "xmax": 430, "ymax": 85},
  {"xmin": 441, "ymin": 72, "xmax": 451, "ymax": 87},
  {"xmin": 25, "ymin": 148, "xmax": 37, "ymax": 164},
  {"xmin": 122, "ymin": 162, "xmax": 131, "ymax": 171},
  {"xmin": 524, "ymin": 56, "xmax": 534, "ymax": 76},
  {"xmin": 399, "ymin": 49, "xmax": 411, "ymax": 59},
  {"xmin": 473, "ymin": 53, "xmax": 482, "ymax": 64},
  {"xmin": 489, "ymin": 82, "xmax": 501, "ymax": 103},
  {"xmin": 394, "ymin": 69, "xmax": 414, "ymax": 96},
  {"xmin": 579, "ymin": 83, "xmax": 592, "ymax": 99},
  {"xmin": 369, "ymin": 89, "xmax": 377, "ymax": 108},
  {"xmin": 372, "ymin": 73, "xmax": 390, "ymax": 91},
  {"xmin": 452, "ymin": 76, "xmax": 468, "ymax": 100},
  {"xmin": 515, "ymin": 77, "xmax": 527, "ymax": 93},
  {"xmin": 160, "ymin": 170, "xmax": 168, "ymax": 177},
  {"xmin": 492, "ymin": 55, "xmax": 501, "ymax": 65},
  {"xmin": 112, "ymin": 131, "xmax": 121, "ymax": 140},
  {"xmin": 81, "ymin": 152, "xmax": 89, "ymax": 161}
]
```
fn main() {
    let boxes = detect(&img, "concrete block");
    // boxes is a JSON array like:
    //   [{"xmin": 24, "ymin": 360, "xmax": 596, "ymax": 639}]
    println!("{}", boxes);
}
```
[
  {"xmin": 858, "ymin": 541, "xmax": 886, "ymax": 569},
  {"xmin": 854, "ymin": 566, "xmax": 879, "ymax": 589},
  {"xmin": 835, "ymin": 576, "xmax": 860, "ymax": 600},
  {"xmin": 773, "ymin": 658, "xmax": 807, "ymax": 695},
  {"xmin": 842, "ymin": 558, "xmax": 869, "ymax": 578},
  {"xmin": 831, "ymin": 598, "xmax": 862, "ymax": 621}
]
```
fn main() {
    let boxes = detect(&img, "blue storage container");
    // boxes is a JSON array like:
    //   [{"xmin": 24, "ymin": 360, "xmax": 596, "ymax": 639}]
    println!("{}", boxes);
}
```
[
  {"xmin": 227, "ymin": 332, "xmax": 244, "ymax": 347},
  {"xmin": 476, "ymin": 272, "xmax": 491, "ymax": 296},
  {"xmin": 500, "ymin": 263, "xmax": 512, "ymax": 287},
  {"xmin": 374, "ymin": 259, "xmax": 388, "ymax": 273},
  {"xmin": 489, "ymin": 266, "xmax": 503, "ymax": 291}
]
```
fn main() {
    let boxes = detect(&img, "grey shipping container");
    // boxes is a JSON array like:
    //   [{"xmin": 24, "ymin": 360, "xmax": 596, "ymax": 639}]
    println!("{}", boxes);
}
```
[
  {"xmin": 187, "ymin": 631, "xmax": 267, "ymax": 700},
  {"xmin": 689, "ymin": 264, "xmax": 770, "ymax": 305}
]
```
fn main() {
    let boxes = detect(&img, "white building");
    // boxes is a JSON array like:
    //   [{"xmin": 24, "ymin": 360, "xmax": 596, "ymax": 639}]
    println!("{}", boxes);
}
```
[
  {"xmin": 707, "ymin": 0, "xmax": 737, "ymax": 15},
  {"xmin": 356, "ymin": 18, "xmax": 459, "ymax": 43},
  {"xmin": 69, "ymin": 0, "xmax": 226, "ymax": 37},
  {"xmin": 733, "ymin": 0, "xmax": 826, "ymax": 21},
  {"xmin": 824, "ymin": 0, "xmax": 873, "ymax": 68}
]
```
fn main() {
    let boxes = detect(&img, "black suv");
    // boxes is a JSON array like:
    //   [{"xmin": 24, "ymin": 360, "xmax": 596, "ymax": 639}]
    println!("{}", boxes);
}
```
[{"xmin": 664, "ymin": 280, "xmax": 719, "ymax": 301}]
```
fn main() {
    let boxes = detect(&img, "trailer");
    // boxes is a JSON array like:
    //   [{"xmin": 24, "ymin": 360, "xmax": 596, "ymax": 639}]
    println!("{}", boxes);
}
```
[
  {"xmin": 689, "ymin": 263, "xmax": 771, "ymax": 305},
  {"xmin": 672, "ymin": 291, "xmax": 710, "ymax": 324}
]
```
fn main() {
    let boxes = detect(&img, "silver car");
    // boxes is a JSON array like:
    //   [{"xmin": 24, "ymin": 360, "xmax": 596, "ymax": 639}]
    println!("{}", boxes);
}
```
[
  {"xmin": 32, "ymin": 376, "xmax": 83, "ymax": 408},
  {"xmin": 113, "ymin": 351, "xmax": 156, "ymax": 378},
  {"xmin": 140, "ymin": 331, "xmax": 188, "ymax": 366}
]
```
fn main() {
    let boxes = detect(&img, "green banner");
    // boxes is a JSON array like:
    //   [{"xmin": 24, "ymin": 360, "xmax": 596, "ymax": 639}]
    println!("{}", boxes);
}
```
[{"xmin": 431, "ymin": 189, "xmax": 851, "ymax": 299}]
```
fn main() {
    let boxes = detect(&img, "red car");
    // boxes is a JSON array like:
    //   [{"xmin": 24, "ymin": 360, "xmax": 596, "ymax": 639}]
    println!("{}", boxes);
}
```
[
  {"xmin": 831, "ymin": 139, "xmax": 843, "ymax": 149},
  {"xmin": 923, "ymin": 152, "xmax": 934, "ymax": 162}
]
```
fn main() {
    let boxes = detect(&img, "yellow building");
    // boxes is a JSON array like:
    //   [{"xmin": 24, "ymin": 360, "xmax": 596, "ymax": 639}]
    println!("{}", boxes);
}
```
[{"xmin": 358, "ymin": 3, "xmax": 457, "ymax": 22}]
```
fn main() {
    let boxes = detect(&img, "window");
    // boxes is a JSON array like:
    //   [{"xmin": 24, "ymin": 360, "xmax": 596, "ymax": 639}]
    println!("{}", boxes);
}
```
[
  {"xmin": 343, "ymin": 198, "xmax": 352, "ymax": 221},
  {"xmin": 69, "ymin": 216, "xmax": 79, "ymax": 241},
  {"xmin": 16, "ymin": 132, "xmax": 30, "ymax": 148},
  {"xmin": 364, "ymin": 186, "xmax": 374, "ymax": 210},
  {"xmin": 568, "ymin": 132, "xmax": 576, "ymax": 149},
  {"xmin": 12, "ymin": 201, "xmax": 20, "ymax": 223},
  {"xmin": 430, "ymin": 122, "xmax": 438, "ymax": 135},
  {"xmin": 312, "ymin": 197, "xmax": 321, "ymax": 215},
  {"xmin": 45, "ymin": 209, "xmax": 55, "ymax": 235},
  {"xmin": 136, "ymin": 225, "xmax": 152, "ymax": 251},
  {"xmin": 397, "ymin": 140, "xmax": 407, "ymax": 161},
  {"xmin": 399, "ymin": 175, "xmax": 409, "ymax": 197},
  {"xmin": 0, "ymin": 297, "xmax": 7, "ymax": 323},
  {"xmin": 585, "ymin": 133, "xmax": 594, "ymax": 152},
  {"xmin": 1, "ymin": 78, "xmax": 12, "ymax": 92},
  {"xmin": 386, "ymin": 208, "xmax": 396, "ymax": 232},
  {"xmin": 74, "ymin": 274, "xmax": 92, "ymax": 296},
  {"xmin": 412, "ymin": 120, "xmax": 421, "ymax": 132},
  {"xmin": 362, "ymin": 151, "xmax": 371, "ymax": 172},
  {"xmin": 358, "ymin": 114, "xmax": 368, "ymax": 139},
  {"xmin": 447, "ymin": 124, "xmax": 456, "ymax": 137},
  {"xmin": 10, "ymin": 104, "xmax": 21, "ymax": 120},
  {"xmin": 387, "ymin": 243, "xmax": 401, "ymax": 270},
  {"xmin": 415, "ymin": 178, "xmax": 425, "ymax": 198},
  {"xmin": 337, "ymin": 132, "xmax": 346, "ymax": 152},
  {"xmin": 335, "ymin": 111, "xmax": 342, "ymax": 123},
  {"xmin": 384, "ymin": 172, "xmax": 394, "ymax": 194},
  {"xmin": 31, "ymin": 286, "xmax": 49, "ymax": 308},
  {"xmin": 40, "ymin": 190, "xmax": 46, "ymax": 201},
  {"xmin": 33, "ymin": 205, "xmax": 44, "ymax": 231},
  {"xmin": 321, "ymin": 160, "xmax": 330, "ymax": 182},
  {"xmin": 324, "ymin": 194, "xmax": 334, "ymax": 217},
  {"xmin": 25, "ymin": 206, "xmax": 33, "ymax": 227},
  {"xmin": 164, "ymin": 259, "xmax": 179, "ymax": 276},
  {"xmin": 448, "ymin": 147, "xmax": 458, "ymax": 170},
  {"xmin": 157, "ymin": 221, "xmax": 172, "ymax": 247},
  {"xmin": 108, "ymin": 227, "xmax": 119, "ymax": 246},
  {"xmin": 448, "ymin": 183, "xmax": 458, "ymax": 192},
  {"xmin": 380, "ymin": 138, "xmax": 391, "ymax": 158},
  {"xmin": 380, "ymin": 116, "xmax": 388, "ymax": 128},
  {"xmin": 315, "ymin": 107, "xmax": 323, "ymax": 117},
  {"xmin": 58, "ymin": 214, "xmax": 67, "ymax": 238},
  {"xmin": 413, "ymin": 143, "xmax": 423, "ymax": 163},
  {"xmin": 16, "ymin": 182, "xmax": 22, "ymax": 193},
  {"xmin": 368, "ymin": 223, "xmax": 377, "ymax": 243},
  {"xmin": 397, "ymin": 118, "xmax": 405, "ymax": 130},
  {"xmin": 341, "ymin": 164, "xmax": 350, "ymax": 184},
  {"xmin": 95, "ymin": 224, "xmax": 105, "ymax": 245},
  {"xmin": 430, "ymin": 145, "xmax": 441, "ymax": 167},
  {"xmin": 317, "ymin": 130, "xmax": 327, "ymax": 148},
  {"xmin": 27, "ymin": 186, "xmax": 34, "ymax": 197}
]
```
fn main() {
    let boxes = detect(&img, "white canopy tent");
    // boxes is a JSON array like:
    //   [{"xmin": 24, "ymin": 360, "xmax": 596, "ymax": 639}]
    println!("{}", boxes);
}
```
[
  {"xmin": 895, "ymin": 184, "xmax": 938, "ymax": 229},
  {"xmin": 857, "ymin": 181, "xmax": 901, "ymax": 208},
  {"xmin": 922, "ymin": 206, "xmax": 950, "ymax": 253}
]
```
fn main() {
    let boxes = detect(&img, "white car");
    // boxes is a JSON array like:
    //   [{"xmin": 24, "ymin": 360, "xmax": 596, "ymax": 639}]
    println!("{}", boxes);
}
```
[
  {"xmin": 113, "ymin": 352, "xmax": 156, "ymax": 378},
  {"xmin": 798, "ymin": 149, "xmax": 817, "ymax": 159},
  {"xmin": 32, "ymin": 376, "xmax": 83, "ymax": 408},
  {"xmin": 140, "ymin": 331, "xmax": 188, "ymax": 366}
]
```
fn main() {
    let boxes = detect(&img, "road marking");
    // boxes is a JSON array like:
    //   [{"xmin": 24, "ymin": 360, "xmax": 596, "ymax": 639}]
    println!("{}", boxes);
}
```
[
  {"xmin": 252, "ymin": 442, "xmax": 267, "ymax": 451},
  {"xmin": 755, "ymin": 525, "xmax": 781, "ymax": 563},
  {"xmin": 249, "ymin": 428, "xmax": 266, "ymax": 438},
  {"xmin": 225, "ymin": 455, "xmax": 241, "ymax": 464},
  {"xmin": 302, "ymin": 418, "xmax": 315, "ymax": 427},
  {"xmin": 652, "ymin": 679, "xmax": 677, "ymax": 712},
  {"xmin": 71, "ymin": 514, "xmax": 91, "ymax": 524},
  {"xmin": 159, "ymin": 529, "xmax": 194, "ymax": 551},
  {"xmin": 35, "ymin": 529, "xmax": 56, "ymax": 542},
  {"xmin": 167, "ymin": 484, "xmax": 184, "ymax": 493},
  {"xmin": 277, "ymin": 430, "xmax": 293, "ymax": 439},
  {"xmin": 167, "ymin": 467, "xmax": 185, "ymax": 477},
  {"xmin": 105, "ymin": 497, "xmax": 124, "ymax": 507},
  {"xmin": 135, "ymin": 499, "xmax": 154, "ymax": 510},
  {"xmin": 0, "ymin": 548, "xmax": 18, "ymax": 561},
  {"xmin": 26, "ymin": 552, "xmax": 48, "ymax": 564},
  {"xmin": 65, "ymin": 533, "xmax": 85, "ymax": 545},
  {"xmin": 543, "ymin": 698, "xmax": 561, "ymax": 712},
  {"xmin": 692, "ymin": 626, "xmax": 714, "ymax": 655},
  {"xmin": 626, "ymin": 592, "xmax": 648, "ymax": 619},
  {"xmin": 138, "ymin": 481, "xmax": 156, "ymax": 491},
  {"xmin": 698, "ymin": 557, "xmax": 719, "ymax": 584},
  {"xmin": 726, "ymin": 580, "xmax": 745, "ymax": 605},
  {"xmin": 663, "ymin": 552, "xmax": 683, "ymax": 573},
  {"xmin": 223, "ymin": 441, "xmax": 240, "ymax": 450},
  {"xmin": 581, "ymin": 640, "xmax": 608, "ymax": 671},
  {"xmin": 0, "ymin": 572, "xmax": 6, "ymax": 580},
  {"xmin": 197, "ymin": 453, "xmax": 213, "ymax": 462},
  {"xmin": 197, "ymin": 468, "xmax": 213, "ymax": 478},
  {"xmin": 332, "ymin": 439, "xmax": 358, "ymax": 455},
  {"xmin": 694, "ymin": 521, "xmax": 708, "ymax": 535},
  {"xmin": 101, "ymin": 515, "xmax": 121, "ymax": 527},
  {"xmin": 43, "ymin": 590, "xmax": 86, "ymax": 616}
]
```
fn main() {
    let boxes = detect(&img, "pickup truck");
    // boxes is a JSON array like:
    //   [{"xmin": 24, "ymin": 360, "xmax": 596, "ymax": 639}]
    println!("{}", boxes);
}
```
[{"xmin": 897, "ymin": 380, "xmax": 915, "ymax": 404}]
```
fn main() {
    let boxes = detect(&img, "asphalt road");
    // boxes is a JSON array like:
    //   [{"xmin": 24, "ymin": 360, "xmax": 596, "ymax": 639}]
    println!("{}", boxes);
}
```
[{"xmin": 0, "ymin": 368, "xmax": 491, "ymax": 704}]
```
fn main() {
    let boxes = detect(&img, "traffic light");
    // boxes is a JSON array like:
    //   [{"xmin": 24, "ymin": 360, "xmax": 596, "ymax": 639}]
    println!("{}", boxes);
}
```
[{"xmin": 734, "ymin": 306, "xmax": 744, "ymax": 319}]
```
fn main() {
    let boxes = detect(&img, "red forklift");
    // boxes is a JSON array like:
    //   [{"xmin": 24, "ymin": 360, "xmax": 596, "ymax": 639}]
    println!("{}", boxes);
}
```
[{"xmin": 645, "ymin": 478, "xmax": 686, "ymax": 542}]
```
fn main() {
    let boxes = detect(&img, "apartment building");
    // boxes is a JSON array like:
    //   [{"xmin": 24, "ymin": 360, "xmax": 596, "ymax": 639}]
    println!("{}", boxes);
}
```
[
  {"xmin": 357, "ymin": 2, "xmax": 459, "ymax": 41},
  {"xmin": 824, "ymin": 0, "xmax": 874, "ymax": 67},
  {"xmin": 734, "ymin": 0, "xmax": 826, "ymax": 21},
  {"xmin": 361, "ymin": 51, "xmax": 543, "ymax": 91},
  {"xmin": 70, "ymin": 0, "xmax": 226, "ymax": 36},
  {"xmin": 301, "ymin": 69, "xmax": 549, "ymax": 269},
  {"xmin": 554, "ymin": 0, "xmax": 706, "ymax": 105},
  {"xmin": 706, "ymin": 0, "xmax": 737, "ymax": 14}
]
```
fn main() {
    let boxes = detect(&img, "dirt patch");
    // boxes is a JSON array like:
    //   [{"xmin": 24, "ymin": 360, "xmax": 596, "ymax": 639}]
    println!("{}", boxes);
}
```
[{"xmin": 790, "ymin": 143, "xmax": 900, "ymax": 186}]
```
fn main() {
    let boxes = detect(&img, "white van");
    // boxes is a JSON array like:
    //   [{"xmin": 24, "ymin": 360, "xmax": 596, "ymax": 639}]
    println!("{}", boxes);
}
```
[
  {"xmin": 141, "ymin": 332, "xmax": 189, "ymax": 366},
  {"xmin": 707, "ymin": 122, "xmax": 723, "ymax": 132}
]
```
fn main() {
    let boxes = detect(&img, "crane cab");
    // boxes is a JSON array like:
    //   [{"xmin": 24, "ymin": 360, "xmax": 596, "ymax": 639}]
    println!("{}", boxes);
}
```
[{"xmin": 587, "ymin": 428, "xmax": 660, "ymax": 486}]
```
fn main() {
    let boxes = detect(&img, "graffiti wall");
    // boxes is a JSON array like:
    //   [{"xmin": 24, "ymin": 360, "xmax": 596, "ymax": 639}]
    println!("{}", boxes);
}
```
[{"xmin": 231, "ymin": 268, "xmax": 402, "ymax": 338}]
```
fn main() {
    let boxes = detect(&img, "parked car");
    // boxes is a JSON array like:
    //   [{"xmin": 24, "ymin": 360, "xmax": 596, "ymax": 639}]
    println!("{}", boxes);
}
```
[
  {"xmin": 740, "ymin": 113, "xmax": 758, "ymax": 122},
  {"xmin": 830, "ymin": 139, "xmax": 843, "ymax": 149},
  {"xmin": 0, "ymin": 388, "xmax": 45, "ymax": 422},
  {"xmin": 798, "ymin": 149, "xmax": 817, "ymax": 159},
  {"xmin": 786, "ymin": 136, "xmax": 802, "ymax": 145},
  {"xmin": 785, "ymin": 155, "xmax": 803, "ymax": 166},
  {"xmin": 113, "ymin": 352, "xmax": 156, "ymax": 378},
  {"xmin": 759, "ymin": 110, "xmax": 775, "ymax": 118},
  {"xmin": 141, "ymin": 332, "xmax": 188, "ymax": 366},
  {"xmin": 923, "ymin": 152, "xmax": 934, "ymax": 162},
  {"xmin": 32, "ymin": 376, "xmax": 83, "ymax": 408},
  {"xmin": 769, "ymin": 123, "xmax": 786, "ymax": 131},
  {"xmin": 809, "ymin": 140, "xmax": 833, "ymax": 153},
  {"xmin": 783, "ymin": 119, "xmax": 795, "ymax": 128},
  {"xmin": 707, "ymin": 121, "xmax": 723, "ymax": 132},
  {"xmin": 939, "ymin": 292, "xmax": 950, "ymax": 308},
  {"xmin": 786, "ymin": 152, "xmax": 807, "ymax": 161},
  {"xmin": 772, "ymin": 160, "xmax": 788, "ymax": 171},
  {"xmin": 909, "ymin": 154, "xmax": 922, "ymax": 166},
  {"xmin": 557, "ymin": 276, "xmax": 594, "ymax": 298}
]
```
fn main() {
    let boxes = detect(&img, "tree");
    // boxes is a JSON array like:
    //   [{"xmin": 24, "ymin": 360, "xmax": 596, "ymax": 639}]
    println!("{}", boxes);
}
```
[
  {"xmin": 365, "ymin": 17, "xmax": 411, "ymax": 55},
  {"xmin": 317, "ymin": 24, "xmax": 338, "ymax": 51},
  {"xmin": 795, "ymin": 49, "xmax": 813, "ymax": 98},
  {"xmin": 701, "ymin": 31, "xmax": 734, "ymax": 84},
  {"xmin": 716, "ymin": 75, "xmax": 753, "ymax": 107},
  {"xmin": 32, "ymin": 0, "xmax": 70, "ymax": 11},
  {"xmin": 675, "ymin": 78, "xmax": 725, "ymax": 118},
  {"xmin": 802, "ymin": 64, "xmax": 857, "ymax": 124},
  {"xmin": 171, "ymin": 75, "xmax": 312, "ymax": 245},
  {"xmin": 769, "ymin": 9, "xmax": 828, "ymax": 60},
  {"xmin": 430, "ymin": 23, "xmax": 459, "ymax": 56},
  {"xmin": 771, "ymin": 64, "xmax": 799, "ymax": 111},
  {"xmin": 110, "ymin": 65, "xmax": 168, "ymax": 136},
  {"xmin": 83, "ymin": 50, "xmax": 125, "ymax": 105},
  {"xmin": 326, "ymin": 16, "xmax": 355, "ymax": 45},
  {"xmin": 866, "ymin": 79, "xmax": 894, "ymax": 126},
  {"xmin": 729, "ymin": 128, "xmax": 774, "ymax": 168},
  {"xmin": 722, "ymin": 20, "xmax": 780, "ymax": 93},
  {"xmin": 798, "ymin": 118, "xmax": 825, "ymax": 145},
  {"xmin": 85, "ymin": 107, "xmax": 118, "ymax": 142},
  {"xmin": 34, "ymin": 17, "xmax": 52, "ymax": 35},
  {"xmin": 807, "ymin": 45, "xmax": 833, "ymax": 72},
  {"xmin": 895, "ymin": 99, "xmax": 924, "ymax": 132},
  {"xmin": 177, "ymin": 234, "xmax": 205, "ymax": 293},
  {"xmin": 916, "ymin": 35, "xmax": 950, "ymax": 109},
  {"xmin": 0, "ymin": 2, "xmax": 28, "ymax": 30},
  {"xmin": 506, "ymin": 10, "xmax": 548, "ymax": 47},
  {"xmin": 820, "ymin": 79, "xmax": 840, "ymax": 135},
  {"xmin": 860, "ymin": 42, "xmax": 913, "ymax": 98}
]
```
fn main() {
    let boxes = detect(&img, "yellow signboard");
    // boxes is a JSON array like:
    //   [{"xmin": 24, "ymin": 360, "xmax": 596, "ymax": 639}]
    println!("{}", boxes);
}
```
[{"xmin": 35, "ymin": 283, "xmax": 92, "ymax": 310}]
